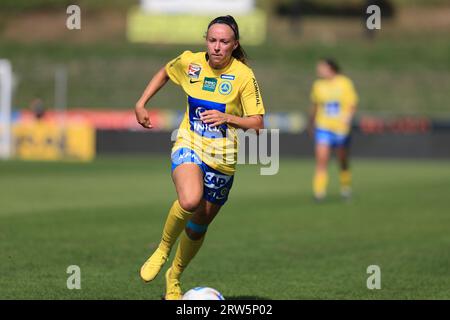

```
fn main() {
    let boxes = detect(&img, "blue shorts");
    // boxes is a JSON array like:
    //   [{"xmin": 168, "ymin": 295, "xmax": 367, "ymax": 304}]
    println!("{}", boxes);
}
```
[
  {"xmin": 315, "ymin": 128, "xmax": 351, "ymax": 148},
  {"xmin": 171, "ymin": 147, "xmax": 234, "ymax": 206}
]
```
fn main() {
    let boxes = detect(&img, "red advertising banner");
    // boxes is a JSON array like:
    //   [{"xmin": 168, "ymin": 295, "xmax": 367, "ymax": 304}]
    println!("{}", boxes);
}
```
[{"xmin": 18, "ymin": 109, "xmax": 182, "ymax": 131}]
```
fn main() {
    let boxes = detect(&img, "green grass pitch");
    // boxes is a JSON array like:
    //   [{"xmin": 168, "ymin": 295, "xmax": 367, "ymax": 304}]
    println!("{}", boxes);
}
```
[{"xmin": 1, "ymin": 156, "xmax": 449, "ymax": 299}]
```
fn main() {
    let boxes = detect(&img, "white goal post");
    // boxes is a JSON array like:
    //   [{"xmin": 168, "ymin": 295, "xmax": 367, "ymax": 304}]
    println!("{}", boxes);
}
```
[{"xmin": 0, "ymin": 59, "xmax": 12, "ymax": 159}]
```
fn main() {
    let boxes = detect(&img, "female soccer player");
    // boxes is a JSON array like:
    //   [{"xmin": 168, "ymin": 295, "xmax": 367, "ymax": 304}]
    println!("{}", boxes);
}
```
[
  {"xmin": 135, "ymin": 15, "xmax": 265, "ymax": 300},
  {"xmin": 308, "ymin": 59, "xmax": 358, "ymax": 201}
]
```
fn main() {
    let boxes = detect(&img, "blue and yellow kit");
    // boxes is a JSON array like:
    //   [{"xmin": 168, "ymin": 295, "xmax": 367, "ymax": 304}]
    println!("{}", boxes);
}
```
[
  {"xmin": 310, "ymin": 75, "xmax": 358, "ymax": 146},
  {"xmin": 165, "ymin": 51, "xmax": 265, "ymax": 204}
]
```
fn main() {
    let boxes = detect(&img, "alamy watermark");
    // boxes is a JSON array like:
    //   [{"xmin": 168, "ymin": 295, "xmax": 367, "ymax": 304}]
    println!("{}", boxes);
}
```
[
  {"xmin": 66, "ymin": 5, "xmax": 81, "ymax": 30},
  {"xmin": 366, "ymin": 5, "xmax": 381, "ymax": 30},
  {"xmin": 366, "ymin": 265, "xmax": 381, "ymax": 290},
  {"xmin": 171, "ymin": 128, "xmax": 279, "ymax": 175},
  {"xmin": 66, "ymin": 265, "xmax": 81, "ymax": 289}
]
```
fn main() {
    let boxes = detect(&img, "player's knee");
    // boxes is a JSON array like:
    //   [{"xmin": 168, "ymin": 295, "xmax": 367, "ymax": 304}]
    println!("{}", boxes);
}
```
[
  {"xmin": 178, "ymin": 197, "xmax": 201, "ymax": 213},
  {"xmin": 340, "ymin": 162, "xmax": 349, "ymax": 171}
]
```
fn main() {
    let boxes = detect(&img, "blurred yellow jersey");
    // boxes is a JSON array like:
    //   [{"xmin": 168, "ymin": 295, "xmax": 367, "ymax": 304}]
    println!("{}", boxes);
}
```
[
  {"xmin": 310, "ymin": 75, "xmax": 358, "ymax": 135},
  {"xmin": 165, "ymin": 51, "xmax": 265, "ymax": 175}
]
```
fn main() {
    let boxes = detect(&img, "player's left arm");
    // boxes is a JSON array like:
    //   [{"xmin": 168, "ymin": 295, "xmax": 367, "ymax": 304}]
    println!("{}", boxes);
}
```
[
  {"xmin": 347, "ymin": 104, "xmax": 357, "ymax": 120},
  {"xmin": 201, "ymin": 74, "xmax": 265, "ymax": 133},
  {"xmin": 344, "ymin": 79, "xmax": 359, "ymax": 126},
  {"xmin": 200, "ymin": 112, "xmax": 264, "ymax": 132}
]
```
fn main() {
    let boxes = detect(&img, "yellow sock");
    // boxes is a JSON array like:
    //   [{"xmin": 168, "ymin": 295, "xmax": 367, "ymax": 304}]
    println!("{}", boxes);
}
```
[
  {"xmin": 313, "ymin": 171, "xmax": 328, "ymax": 198},
  {"xmin": 170, "ymin": 231, "xmax": 205, "ymax": 279},
  {"xmin": 340, "ymin": 170, "xmax": 352, "ymax": 189},
  {"xmin": 158, "ymin": 200, "xmax": 192, "ymax": 255}
]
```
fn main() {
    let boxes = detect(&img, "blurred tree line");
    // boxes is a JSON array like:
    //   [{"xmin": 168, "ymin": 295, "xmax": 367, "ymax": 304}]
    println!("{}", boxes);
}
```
[
  {"xmin": 267, "ymin": 0, "xmax": 396, "ymax": 39},
  {"xmin": 0, "ymin": 0, "xmax": 447, "ymax": 13},
  {"xmin": 0, "ymin": 0, "xmax": 136, "ymax": 12},
  {"xmin": 274, "ymin": 0, "xmax": 395, "ymax": 17}
]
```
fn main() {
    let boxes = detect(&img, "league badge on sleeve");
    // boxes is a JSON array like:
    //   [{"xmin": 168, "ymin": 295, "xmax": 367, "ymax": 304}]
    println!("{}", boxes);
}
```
[{"xmin": 188, "ymin": 63, "xmax": 202, "ymax": 79}]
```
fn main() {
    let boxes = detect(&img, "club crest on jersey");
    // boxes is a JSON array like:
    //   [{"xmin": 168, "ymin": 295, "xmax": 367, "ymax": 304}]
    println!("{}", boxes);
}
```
[
  {"xmin": 218, "ymin": 81, "xmax": 232, "ymax": 95},
  {"xmin": 188, "ymin": 63, "xmax": 202, "ymax": 79}
]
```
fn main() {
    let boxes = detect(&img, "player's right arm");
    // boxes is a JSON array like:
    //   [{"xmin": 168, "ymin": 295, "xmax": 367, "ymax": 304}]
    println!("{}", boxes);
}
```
[
  {"xmin": 135, "ymin": 51, "xmax": 189, "ymax": 129},
  {"xmin": 343, "ymin": 78, "xmax": 359, "ymax": 128},
  {"xmin": 307, "ymin": 103, "xmax": 318, "ymax": 138},
  {"xmin": 135, "ymin": 66, "xmax": 170, "ymax": 129}
]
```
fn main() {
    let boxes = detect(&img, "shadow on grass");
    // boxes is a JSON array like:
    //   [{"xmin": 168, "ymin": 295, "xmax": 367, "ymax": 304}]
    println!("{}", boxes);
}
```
[
  {"xmin": 310, "ymin": 194, "xmax": 354, "ymax": 205},
  {"xmin": 225, "ymin": 296, "xmax": 272, "ymax": 300},
  {"xmin": 160, "ymin": 295, "xmax": 271, "ymax": 300}
]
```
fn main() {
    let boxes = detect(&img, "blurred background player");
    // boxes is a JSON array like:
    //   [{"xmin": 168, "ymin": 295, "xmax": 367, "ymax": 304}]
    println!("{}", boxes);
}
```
[
  {"xmin": 29, "ymin": 97, "xmax": 46, "ymax": 120},
  {"xmin": 135, "ymin": 15, "xmax": 265, "ymax": 300},
  {"xmin": 308, "ymin": 58, "xmax": 358, "ymax": 201}
]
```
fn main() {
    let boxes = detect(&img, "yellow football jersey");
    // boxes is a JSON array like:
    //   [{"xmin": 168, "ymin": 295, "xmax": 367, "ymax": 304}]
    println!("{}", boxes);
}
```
[
  {"xmin": 165, "ymin": 51, "xmax": 265, "ymax": 175},
  {"xmin": 310, "ymin": 75, "xmax": 358, "ymax": 135}
]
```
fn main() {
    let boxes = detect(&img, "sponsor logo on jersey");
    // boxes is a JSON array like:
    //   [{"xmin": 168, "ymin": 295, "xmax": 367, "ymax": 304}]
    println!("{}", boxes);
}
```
[
  {"xmin": 202, "ymin": 77, "xmax": 217, "ymax": 92},
  {"xmin": 252, "ymin": 78, "xmax": 261, "ymax": 106},
  {"xmin": 324, "ymin": 101, "xmax": 340, "ymax": 117},
  {"xmin": 192, "ymin": 107, "xmax": 206, "ymax": 121},
  {"xmin": 218, "ymin": 81, "xmax": 232, "ymax": 95},
  {"xmin": 188, "ymin": 63, "xmax": 202, "ymax": 79},
  {"xmin": 188, "ymin": 96, "xmax": 227, "ymax": 138},
  {"xmin": 220, "ymin": 74, "xmax": 235, "ymax": 80}
]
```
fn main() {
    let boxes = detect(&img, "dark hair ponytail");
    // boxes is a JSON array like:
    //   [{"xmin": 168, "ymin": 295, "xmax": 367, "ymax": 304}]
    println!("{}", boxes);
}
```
[
  {"xmin": 231, "ymin": 42, "xmax": 248, "ymax": 65},
  {"xmin": 321, "ymin": 58, "xmax": 341, "ymax": 73},
  {"xmin": 207, "ymin": 15, "xmax": 248, "ymax": 65}
]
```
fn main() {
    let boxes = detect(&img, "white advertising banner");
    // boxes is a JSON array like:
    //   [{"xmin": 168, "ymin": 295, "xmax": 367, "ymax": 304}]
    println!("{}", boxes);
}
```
[{"xmin": 140, "ymin": 0, "xmax": 255, "ymax": 15}]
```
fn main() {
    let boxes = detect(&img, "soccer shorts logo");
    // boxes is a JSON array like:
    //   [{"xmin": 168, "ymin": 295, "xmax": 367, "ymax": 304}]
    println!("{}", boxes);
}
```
[
  {"xmin": 204, "ymin": 172, "xmax": 232, "ymax": 189},
  {"xmin": 171, "ymin": 148, "xmax": 202, "ymax": 168}
]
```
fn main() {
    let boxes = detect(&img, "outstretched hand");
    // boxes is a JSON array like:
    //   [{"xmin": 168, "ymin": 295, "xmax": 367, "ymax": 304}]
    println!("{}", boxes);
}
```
[{"xmin": 135, "ymin": 106, "xmax": 153, "ymax": 129}]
